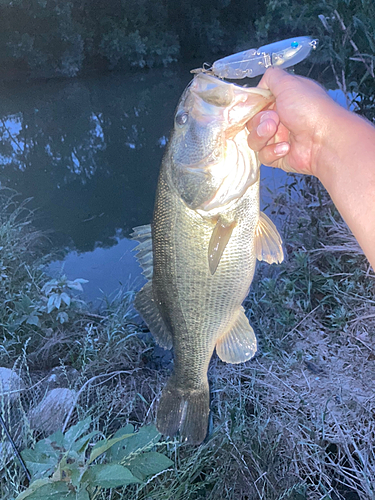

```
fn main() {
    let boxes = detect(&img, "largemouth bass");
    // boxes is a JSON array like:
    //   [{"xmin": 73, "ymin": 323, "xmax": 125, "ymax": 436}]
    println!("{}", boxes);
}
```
[{"xmin": 132, "ymin": 72, "xmax": 284, "ymax": 444}]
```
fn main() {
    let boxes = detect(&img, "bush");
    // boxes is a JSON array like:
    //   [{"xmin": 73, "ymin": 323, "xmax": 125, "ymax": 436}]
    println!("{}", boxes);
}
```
[
  {"xmin": 0, "ymin": 190, "xmax": 94, "ymax": 367},
  {"xmin": 15, "ymin": 419, "xmax": 172, "ymax": 500},
  {"xmin": 255, "ymin": 0, "xmax": 375, "ymax": 121},
  {"xmin": 1, "ymin": 1, "xmax": 84, "ymax": 77}
]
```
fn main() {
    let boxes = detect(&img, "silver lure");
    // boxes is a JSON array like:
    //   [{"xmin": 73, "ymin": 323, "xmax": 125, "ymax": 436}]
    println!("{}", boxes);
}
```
[{"xmin": 208, "ymin": 36, "xmax": 318, "ymax": 79}]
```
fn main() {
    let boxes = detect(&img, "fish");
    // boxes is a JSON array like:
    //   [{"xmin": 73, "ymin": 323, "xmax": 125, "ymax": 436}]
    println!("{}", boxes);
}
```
[{"xmin": 132, "ymin": 71, "xmax": 284, "ymax": 444}]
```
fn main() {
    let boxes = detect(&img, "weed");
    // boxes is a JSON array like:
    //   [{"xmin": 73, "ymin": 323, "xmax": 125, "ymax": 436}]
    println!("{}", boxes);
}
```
[{"xmin": 2, "ymin": 4, "xmax": 375, "ymax": 496}]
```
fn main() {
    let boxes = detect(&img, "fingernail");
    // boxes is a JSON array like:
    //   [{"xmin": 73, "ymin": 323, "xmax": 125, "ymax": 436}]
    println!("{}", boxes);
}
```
[
  {"xmin": 260, "ymin": 111, "xmax": 272, "ymax": 123},
  {"xmin": 257, "ymin": 121, "xmax": 270, "ymax": 137},
  {"xmin": 274, "ymin": 142, "xmax": 289, "ymax": 156}
]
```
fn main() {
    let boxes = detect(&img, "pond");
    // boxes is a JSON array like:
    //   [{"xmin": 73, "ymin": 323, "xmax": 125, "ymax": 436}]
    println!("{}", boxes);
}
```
[{"xmin": 0, "ymin": 65, "xmax": 291, "ymax": 306}]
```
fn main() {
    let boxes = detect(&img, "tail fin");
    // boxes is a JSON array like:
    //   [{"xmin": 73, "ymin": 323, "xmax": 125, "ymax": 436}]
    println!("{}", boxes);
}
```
[{"xmin": 156, "ymin": 375, "xmax": 210, "ymax": 445}]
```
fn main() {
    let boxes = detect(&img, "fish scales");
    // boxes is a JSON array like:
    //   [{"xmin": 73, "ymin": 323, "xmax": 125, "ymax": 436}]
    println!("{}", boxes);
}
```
[
  {"xmin": 133, "ymin": 72, "xmax": 284, "ymax": 444},
  {"xmin": 153, "ymin": 165, "xmax": 259, "ymax": 374}
]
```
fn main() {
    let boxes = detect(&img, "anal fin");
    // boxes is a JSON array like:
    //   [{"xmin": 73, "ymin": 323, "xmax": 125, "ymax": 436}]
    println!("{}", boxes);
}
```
[
  {"xmin": 215, "ymin": 307, "xmax": 257, "ymax": 364},
  {"xmin": 134, "ymin": 282, "xmax": 173, "ymax": 350},
  {"xmin": 255, "ymin": 212, "xmax": 284, "ymax": 264}
]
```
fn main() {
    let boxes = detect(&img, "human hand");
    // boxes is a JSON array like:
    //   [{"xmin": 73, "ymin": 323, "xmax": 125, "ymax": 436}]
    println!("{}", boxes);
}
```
[{"xmin": 247, "ymin": 67, "xmax": 339, "ymax": 177}]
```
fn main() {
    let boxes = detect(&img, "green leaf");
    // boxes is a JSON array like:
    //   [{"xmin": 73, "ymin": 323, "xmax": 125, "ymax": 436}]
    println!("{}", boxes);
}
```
[
  {"xmin": 84, "ymin": 464, "xmax": 141, "ymax": 488},
  {"xmin": 60, "ymin": 292, "xmax": 71, "ymax": 307},
  {"xmin": 128, "ymin": 451, "xmax": 173, "ymax": 480},
  {"xmin": 115, "ymin": 424, "xmax": 134, "ymax": 436},
  {"xmin": 71, "ymin": 431, "xmax": 100, "ymax": 454},
  {"xmin": 47, "ymin": 293, "xmax": 58, "ymax": 313},
  {"xmin": 21, "ymin": 447, "xmax": 59, "ymax": 479},
  {"xmin": 19, "ymin": 294, "xmax": 32, "ymax": 310},
  {"xmin": 57, "ymin": 311, "xmax": 69, "ymax": 324},
  {"xmin": 34, "ymin": 439, "xmax": 63, "ymax": 462},
  {"xmin": 15, "ymin": 479, "xmax": 53, "ymax": 500},
  {"xmin": 68, "ymin": 282, "xmax": 83, "ymax": 291},
  {"xmin": 42, "ymin": 280, "xmax": 58, "ymax": 295},
  {"xmin": 88, "ymin": 432, "xmax": 134, "ymax": 464},
  {"xmin": 76, "ymin": 489, "xmax": 90, "ymax": 500},
  {"xmin": 26, "ymin": 314, "xmax": 40, "ymax": 326},
  {"xmin": 64, "ymin": 417, "xmax": 91, "ymax": 448},
  {"xmin": 54, "ymin": 294, "xmax": 62, "ymax": 309},
  {"xmin": 63, "ymin": 461, "xmax": 86, "ymax": 489},
  {"xmin": 67, "ymin": 279, "xmax": 88, "ymax": 291},
  {"xmin": 15, "ymin": 479, "xmax": 77, "ymax": 500},
  {"xmin": 47, "ymin": 296, "xmax": 54, "ymax": 313},
  {"xmin": 47, "ymin": 431, "xmax": 65, "ymax": 449},
  {"xmin": 108, "ymin": 424, "xmax": 160, "ymax": 462}
]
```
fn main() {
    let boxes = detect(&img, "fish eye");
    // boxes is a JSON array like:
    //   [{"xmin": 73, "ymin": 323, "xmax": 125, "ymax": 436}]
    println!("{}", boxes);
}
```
[{"xmin": 175, "ymin": 111, "xmax": 189, "ymax": 126}]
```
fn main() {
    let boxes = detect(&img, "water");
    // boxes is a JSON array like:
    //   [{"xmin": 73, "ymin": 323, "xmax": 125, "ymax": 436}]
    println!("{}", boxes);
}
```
[{"xmin": 0, "ymin": 67, "xmax": 291, "ymax": 305}]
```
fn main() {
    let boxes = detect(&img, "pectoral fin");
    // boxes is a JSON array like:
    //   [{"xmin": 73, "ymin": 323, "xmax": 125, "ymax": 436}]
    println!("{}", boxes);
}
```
[
  {"xmin": 208, "ymin": 219, "xmax": 237, "ymax": 275},
  {"xmin": 255, "ymin": 212, "xmax": 284, "ymax": 264},
  {"xmin": 134, "ymin": 282, "xmax": 173, "ymax": 350},
  {"xmin": 216, "ymin": 307, "xmax": 257, "ymax": 364}
]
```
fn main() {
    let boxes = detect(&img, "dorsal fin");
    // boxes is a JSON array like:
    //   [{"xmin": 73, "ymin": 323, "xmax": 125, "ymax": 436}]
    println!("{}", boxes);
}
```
[{"xmin": 131, "ymin": 224, "xmax": 153, "ymax": 279}]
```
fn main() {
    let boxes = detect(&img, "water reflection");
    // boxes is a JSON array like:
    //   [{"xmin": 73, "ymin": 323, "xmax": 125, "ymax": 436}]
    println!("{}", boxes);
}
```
[
  {"xmin": 48, "ymin": 237, "xmax": 146, "ymax": 306},
  {"xmin": 0, "ymin": 68, "xmax": 192, "ymax": 252},
  {"xmin": 0, "ymin": 67, "xmax": 295, "ymax": 302}
]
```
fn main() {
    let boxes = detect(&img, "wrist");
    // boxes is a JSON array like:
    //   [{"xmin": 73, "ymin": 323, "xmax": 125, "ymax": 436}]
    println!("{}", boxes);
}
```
[
  {"xmin": 314, "ymin": 103, "xmax": 375, "ymax": 189},
  {"xmin": 311, "ymin": 99, "xmax": 349, "ymax": 181}
]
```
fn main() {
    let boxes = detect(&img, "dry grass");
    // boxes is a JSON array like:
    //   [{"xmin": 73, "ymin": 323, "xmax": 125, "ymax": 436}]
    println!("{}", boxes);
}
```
[
  {"xmin": 2, "ymin": 179, "xmax": 375, "ymax": 500},
  {"xmin": 138, "ymin": 178, "xmax": 375, "ymax": 500},
  {"xmin": 208, "ymin": 330, "xmax": 375, "ymax": 499}
]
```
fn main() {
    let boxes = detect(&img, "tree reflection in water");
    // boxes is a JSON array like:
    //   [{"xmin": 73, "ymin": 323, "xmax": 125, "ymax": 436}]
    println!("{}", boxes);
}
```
[
  {"xmin": 0, "ymin": 66, "xmax": 288, "ymax": 301},
  {"xmin": 0, "ymin": 67, "xmax": 191, "ymax": 253}
]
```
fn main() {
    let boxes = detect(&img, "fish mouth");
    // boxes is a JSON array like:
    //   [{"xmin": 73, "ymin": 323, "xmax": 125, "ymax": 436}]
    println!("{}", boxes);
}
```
[
  {"xmin": 190, "ymin": 73, "xmax": 274, "ymax": 132},
  {"xmin": 172, "ymin": 74, "xmax": 273, "ymax": 170},
  {"xmin": 169, "ymin": 73, "xmax": 273, "ymax": 212},
  {"xmin": 190, "ymin": 72, "xmax": 272, "ymax": 98}
]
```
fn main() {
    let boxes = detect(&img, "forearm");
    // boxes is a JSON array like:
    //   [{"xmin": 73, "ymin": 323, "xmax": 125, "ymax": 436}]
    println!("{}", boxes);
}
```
[{"xmin": 315, "ymin": 104, "xmax": 375, "ymax": 269}]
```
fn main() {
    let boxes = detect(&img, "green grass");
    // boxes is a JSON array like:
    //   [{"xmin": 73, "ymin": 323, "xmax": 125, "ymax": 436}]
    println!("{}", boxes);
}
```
[
  {"xmin": 2, "ymin": 3, "xmax": 375, "ymax": 495},
  {"xmin": 1, "ymin": 176, "xmax": 375, "ymax": 500}
]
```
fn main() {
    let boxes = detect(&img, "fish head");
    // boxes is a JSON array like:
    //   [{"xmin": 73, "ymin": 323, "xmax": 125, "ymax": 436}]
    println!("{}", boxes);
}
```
[{"xmin": 167, "ymin": 73, "xmax": 274, "ymax": 212}]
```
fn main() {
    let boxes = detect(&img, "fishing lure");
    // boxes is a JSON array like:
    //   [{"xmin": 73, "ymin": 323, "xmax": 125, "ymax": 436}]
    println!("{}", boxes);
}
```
[{"xmin": 207, "ymin": 36, "xmax": 318, "ymax": 79}]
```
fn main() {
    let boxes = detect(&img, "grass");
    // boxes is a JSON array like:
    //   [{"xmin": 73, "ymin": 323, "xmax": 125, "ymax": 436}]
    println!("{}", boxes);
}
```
[
  {"xmin": 1, "ymin": 4, "xmax": 375, "ymax": 494},
  {"xmin": 1, "ymin": 175, "xmax": 375, "ymax": 500}
]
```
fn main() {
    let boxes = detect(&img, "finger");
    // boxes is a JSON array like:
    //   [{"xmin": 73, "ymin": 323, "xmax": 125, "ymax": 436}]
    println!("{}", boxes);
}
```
[
  {"xmin": 247, "ymin": 110, "xmax": 279, "ymax": 132},
  {"xmin": 257, "ymin": 67, "xmax": 297, "ymax": 94},
  {"xmin": 247, "ymin": 110, "xmax": 279, "ymax": 151},
  {"xmin": 259, "ymin": 67, "xmax": 326, "ymax": 100},
  {"xmin": 257, "ymin": 142, "xmax": 290, "ymax": 167}
]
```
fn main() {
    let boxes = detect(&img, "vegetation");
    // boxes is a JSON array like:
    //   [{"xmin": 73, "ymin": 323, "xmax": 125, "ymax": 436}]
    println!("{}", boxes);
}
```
[
  {"xmin": 0, "ymin": 0, "xmax": 374, "ymax": 116},
  {"xmin": 0, "ymin": 0, "xmax": 375, "ymax": 499},
  {"xmin": 1, "ymin": 177, "xmax": 375, "ymax": 500},
  {"xmin": 15, "ymin": 420, "xmax": 173, "ymax": 500},
  {"xmin": 255, "ymin": 0, "xmax": 375, "ymax": 121},
  {"xmin": 0, "ymin": 0, "xmax": 262, "ymax": 78}
]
